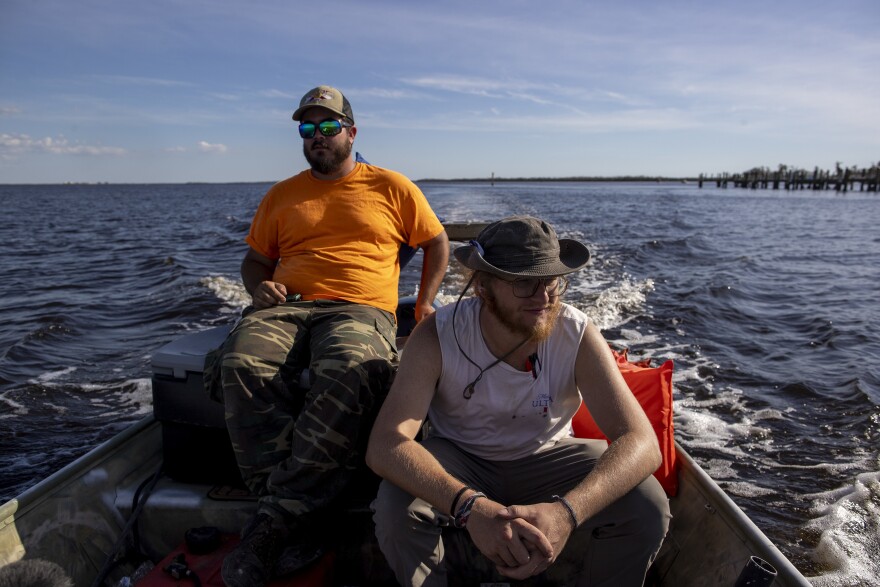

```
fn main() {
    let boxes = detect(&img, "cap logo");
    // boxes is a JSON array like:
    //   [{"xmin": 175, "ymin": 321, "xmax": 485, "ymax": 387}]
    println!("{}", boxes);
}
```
[{"xmin": 304, "ymin": 89, "xmax": 336, "ymax": 106}]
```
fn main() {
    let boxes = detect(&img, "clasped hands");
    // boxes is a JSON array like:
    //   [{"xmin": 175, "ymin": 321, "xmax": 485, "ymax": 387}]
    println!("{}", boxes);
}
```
[{"xmin": 465, "ymin": 498, "xmax": 574, "ymax": 580}]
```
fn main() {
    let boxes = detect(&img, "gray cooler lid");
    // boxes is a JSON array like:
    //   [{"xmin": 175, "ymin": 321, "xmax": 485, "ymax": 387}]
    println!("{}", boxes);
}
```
[{"xmin": 151, "ymin": 324, "xmax": 233, "ymax": 379}]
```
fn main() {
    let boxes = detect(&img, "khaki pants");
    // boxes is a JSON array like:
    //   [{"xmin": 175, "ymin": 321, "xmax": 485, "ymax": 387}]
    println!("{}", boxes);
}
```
[{"xmin": 372, "ymin": 437, "xmax": 670, "ymax": 587}]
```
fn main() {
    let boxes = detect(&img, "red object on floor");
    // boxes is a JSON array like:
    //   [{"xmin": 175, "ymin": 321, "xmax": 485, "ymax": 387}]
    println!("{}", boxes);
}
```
[{"xmin": 137, "ymin": 533, "xmax": 334, "ymax": 586}]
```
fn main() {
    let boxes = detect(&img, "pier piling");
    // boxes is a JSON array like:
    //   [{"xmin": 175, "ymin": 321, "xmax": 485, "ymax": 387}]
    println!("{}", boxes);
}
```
[{"xmin": 698, "ymin": 163, "xmax": 879, "ymax": 193}]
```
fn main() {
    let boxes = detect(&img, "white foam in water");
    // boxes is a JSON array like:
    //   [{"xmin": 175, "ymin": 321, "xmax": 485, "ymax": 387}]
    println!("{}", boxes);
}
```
[
  {"xmin": 574, "ymin": 266, "xmax": 786, "ymax": 499},
  {"xmin": 803, "ymin": 471, "xmax": 880, "ymax": 586},
  {"xmin": 30, "ymin": 366, "xmax": 77, "ymax": 383},
  {"xmin": 0, "ymin": 393, "xmax": 26, "ymax": 417},
  {"xmin": 675, "ymin": 401, "xmax": 739, "ymax": 449},
  {"xmin": 114, "ymin": 378, "xmax": 153, "ymax": 416},
  {"xmin": 570, "ymin": 275, "xmax": 655, "ymax": 331},
  {"xmin": 573, "ymin": 267, "xmax": 770, "ymax": 491},
  {"xmin": 723, "ymin": 480, "xmax": 777, "ymax": 498},
  {"xmin": 570, "ymin": 266, "xmax": 786, "ymax": 496},
  {"xmin": 5, "ymin": 367, "xmax": 81, "ymax": 417},
  {"xmin": 670, "ymin": 360, "xmax": 704, "ymax": 387},
  {"xmin": 618, "ymin": 328, "xmax": 659, "ymax": 345},
  {"xmin": 200, "ymin": 274, "xmax": 250, "ymax": 311},
  {"xmin": 82, "ymin": 378, "xmax": 153, "ymax": 418},
  {"xmin": 673, "ymin": 389, "xmax": 778, "ymax": 485},
  {"xmin": 433, "ymin": 290, "xmax": 459, "ymax": 308}
]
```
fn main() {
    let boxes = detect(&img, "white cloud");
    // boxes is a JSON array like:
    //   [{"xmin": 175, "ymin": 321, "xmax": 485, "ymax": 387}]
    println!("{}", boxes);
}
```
[
  {"xmin": 209, "ymin": 93, "xmax": 241, "ymax": 102},
  {"xmin": 91, "ymin": 74, "xmax": 195, "ymax": 87},
  {"xmin": 0, "ymin": 133, "xmax": 126, "ymax": 156},
  {"xmin": 356, "ymin": 88, "xmax": 426, "ymax": 100},
  {"xmin": 397, "ymin": 76, "xmax": 642, "ymax": 115},
  {"xmin": 197, "ymin": 141, "xmax": 228, "ymax": 153},
  {"xmin": 402, "ymin": 75, "xmax": 513, "ymax": 98},
  {"xmin": 261, "ymin": 89, "xmax": 298, "ymax": 99}
]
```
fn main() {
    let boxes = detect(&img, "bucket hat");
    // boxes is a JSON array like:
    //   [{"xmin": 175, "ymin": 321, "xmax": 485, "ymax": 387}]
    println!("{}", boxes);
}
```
[
  {"xmin": 292, "ymin": 85, "xmax": 354, "ymax": 123},
  {"xmin": 453, "ymin": 215, "xmax": 590, "ymax": 279}
]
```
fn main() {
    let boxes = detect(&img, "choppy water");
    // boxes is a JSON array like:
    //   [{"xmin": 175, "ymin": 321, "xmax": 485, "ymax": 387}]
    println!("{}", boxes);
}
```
[{"xmin": 1, "ymin": 180, "xmax": 878, "ymax": 586}]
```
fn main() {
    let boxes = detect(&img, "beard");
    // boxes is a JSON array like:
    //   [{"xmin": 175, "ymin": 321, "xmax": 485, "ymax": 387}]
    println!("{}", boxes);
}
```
[
  {"xmin": 481, "ymin": 286, "xmax": 562, "ymax": 342},
  {"xmin": 303, "ymin": 136, "xmax": 353, "ymax": 175}
]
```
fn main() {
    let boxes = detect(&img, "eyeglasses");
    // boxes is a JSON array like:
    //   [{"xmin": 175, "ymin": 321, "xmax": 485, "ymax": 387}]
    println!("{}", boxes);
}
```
[
  {"xmin": 504, "ymin": 276, "xmax": 568, "ymax": 298},
  {"xmin": 298, "ymin": 119, "xmax": 352, "ymax": 139}
]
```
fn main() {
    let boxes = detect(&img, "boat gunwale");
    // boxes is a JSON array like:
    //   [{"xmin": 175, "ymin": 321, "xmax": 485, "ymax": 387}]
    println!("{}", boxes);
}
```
[
  {"xmin": 672, "ymin": 440, "xmax": 811, "ymax": 586},
  {"xmin": 1, "ymin": 416, "xmax": 158, "ymax": 527}
]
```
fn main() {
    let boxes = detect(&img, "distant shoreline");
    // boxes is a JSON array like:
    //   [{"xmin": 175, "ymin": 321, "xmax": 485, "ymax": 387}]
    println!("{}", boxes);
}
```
[
  {"xmin": 1, "ymin": 177, "xmax": 696, "ymax": 187},
  {"xmin": 4, "ymin": 161, "xmax": 876, "ymax": 187},
  {"xmin": 416, "ymin": 176, "xmax": 693, "ymax": 183}
]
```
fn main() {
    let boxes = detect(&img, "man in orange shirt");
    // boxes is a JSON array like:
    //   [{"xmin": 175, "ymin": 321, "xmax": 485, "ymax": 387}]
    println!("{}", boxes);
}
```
[{"xmin": 212, "ymin": 86, "xmax": 449, "ymax": 587}]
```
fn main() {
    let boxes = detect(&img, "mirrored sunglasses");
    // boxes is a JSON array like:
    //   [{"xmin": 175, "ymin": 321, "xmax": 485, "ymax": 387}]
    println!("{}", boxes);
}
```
[{"xmin": 298, "ymin": 119, "xmax": 352, "ymax": 139}]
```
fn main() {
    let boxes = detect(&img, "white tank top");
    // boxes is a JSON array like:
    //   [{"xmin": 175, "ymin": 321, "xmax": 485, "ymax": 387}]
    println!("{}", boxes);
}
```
[{"xmin": 429, "ymin": 297, "xmax": 589, "ymax": 461}]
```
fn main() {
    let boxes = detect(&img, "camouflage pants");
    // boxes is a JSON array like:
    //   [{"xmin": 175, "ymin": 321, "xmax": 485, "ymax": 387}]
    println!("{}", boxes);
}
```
[{"xmin": 215, "ymin": 300, "xmax": 398, "ymax": 520}]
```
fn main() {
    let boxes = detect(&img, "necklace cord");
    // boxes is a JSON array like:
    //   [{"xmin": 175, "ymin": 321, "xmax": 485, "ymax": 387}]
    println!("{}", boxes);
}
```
[{"xmin": 452, "ymin": 275, "xmax": 529, "ymax": 399}]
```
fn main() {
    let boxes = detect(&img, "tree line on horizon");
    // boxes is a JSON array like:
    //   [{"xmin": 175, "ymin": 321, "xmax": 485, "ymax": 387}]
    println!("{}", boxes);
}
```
[{"xmin": 417, "ymin": 161, "xmax": 880, "ymax": 188}]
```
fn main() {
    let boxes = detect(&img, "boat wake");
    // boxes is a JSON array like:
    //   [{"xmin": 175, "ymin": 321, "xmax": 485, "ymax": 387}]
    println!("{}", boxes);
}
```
[
  {"xmin": 199, "ymin": 275, "xmax": 250, "ymax": 312},
  {"xmin": 802, "ymin": 471, "xmax": 880, "ymax": 586}
]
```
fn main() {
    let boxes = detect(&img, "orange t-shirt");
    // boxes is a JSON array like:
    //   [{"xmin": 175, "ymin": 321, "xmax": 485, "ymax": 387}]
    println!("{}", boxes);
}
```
[{"xmin": 246, "ymin": 162, "xmax": 444, "ymax": 314}]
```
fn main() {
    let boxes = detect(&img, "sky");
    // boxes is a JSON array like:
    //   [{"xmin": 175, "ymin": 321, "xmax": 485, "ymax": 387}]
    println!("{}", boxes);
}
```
[{"xmin": 1, "ymin": 0, "xmax": 878, "ymax": 184}]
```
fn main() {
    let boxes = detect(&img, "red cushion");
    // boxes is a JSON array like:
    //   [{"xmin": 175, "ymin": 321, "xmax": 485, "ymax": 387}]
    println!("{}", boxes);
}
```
[{"xmin": 571, "ymin": 349, "xmax": 678, "ymax": 496}]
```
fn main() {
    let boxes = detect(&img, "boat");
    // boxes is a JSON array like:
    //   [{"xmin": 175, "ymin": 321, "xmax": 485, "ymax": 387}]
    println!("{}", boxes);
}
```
[{"xmin": 0, "ymin": 222, "xmax": 810, "ymax": 586}]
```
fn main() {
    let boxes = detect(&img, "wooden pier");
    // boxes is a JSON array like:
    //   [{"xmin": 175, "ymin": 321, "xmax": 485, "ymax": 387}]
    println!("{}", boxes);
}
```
[{"xmin": 698, "ymin": 163, "xmax": 880, "ymax": 192}]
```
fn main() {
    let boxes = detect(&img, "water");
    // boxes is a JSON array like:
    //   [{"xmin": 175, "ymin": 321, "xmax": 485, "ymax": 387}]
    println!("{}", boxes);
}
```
[{"xmin": 1, "ymin": 181, "xmax": 878, "ymax": 586}]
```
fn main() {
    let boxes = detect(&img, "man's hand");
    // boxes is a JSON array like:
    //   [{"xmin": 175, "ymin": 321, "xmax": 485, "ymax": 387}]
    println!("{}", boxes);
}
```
[
  {"xmin": 414, "ymin": 301, "xmax": 436, "ymax": 323},
  {"xmin": 494, "ymin": 502, "xmax": 575, "ymax": 578},
  {"xmin": 251, "ymin": 280, "xmax": 287, "ymax": 309},
  {"xmin": 414, "ymin": 231, "xmax": 449, "ymax": 322},
  {"xmin": 465, "ymin": 500, "xmax": 554, "ymax": 580}
]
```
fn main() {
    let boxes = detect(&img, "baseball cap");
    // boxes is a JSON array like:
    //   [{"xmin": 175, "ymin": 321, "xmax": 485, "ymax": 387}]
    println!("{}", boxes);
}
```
[{"xmin": 292, "ymin": 85, "xmax": 354, "ymax": 123}]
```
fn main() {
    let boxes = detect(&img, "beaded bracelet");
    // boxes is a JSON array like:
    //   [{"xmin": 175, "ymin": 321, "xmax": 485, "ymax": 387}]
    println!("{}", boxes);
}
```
[
  {"xmin": 552, "ymin": 494, "xmax": 579, "ymax": 530},
  {"xmin": 450, "ymin": 486, "xmax": 471, "ymax": 516}
]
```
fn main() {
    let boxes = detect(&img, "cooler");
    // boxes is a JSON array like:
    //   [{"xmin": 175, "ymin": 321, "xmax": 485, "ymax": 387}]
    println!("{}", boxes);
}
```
[{"xmin": 151, "ymin": 324, "xmax": 242, "ymax": 484}]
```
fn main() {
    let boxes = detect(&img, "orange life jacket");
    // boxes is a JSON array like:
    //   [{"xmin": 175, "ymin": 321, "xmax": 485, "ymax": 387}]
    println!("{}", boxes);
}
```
[{"xmin": 571, "ymin": 348, "xmax": 679, "ymax": 496}]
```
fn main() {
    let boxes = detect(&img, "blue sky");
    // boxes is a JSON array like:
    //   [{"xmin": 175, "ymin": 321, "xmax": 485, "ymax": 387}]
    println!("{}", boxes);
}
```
[{"xmin": 1, "ymin": 0, "xmax": 878, "ymax": 184}]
